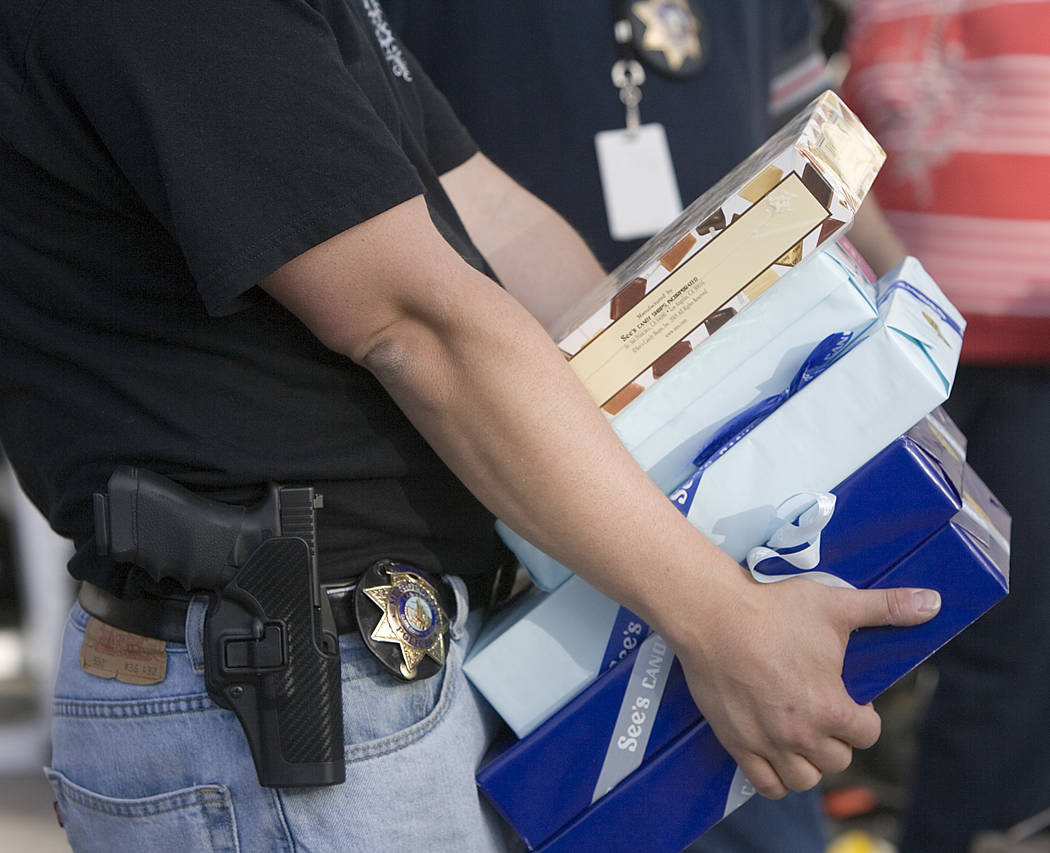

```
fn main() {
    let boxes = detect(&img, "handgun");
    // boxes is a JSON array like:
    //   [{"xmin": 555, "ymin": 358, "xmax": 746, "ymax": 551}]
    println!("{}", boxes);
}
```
[{"xmin": 94, "ymin": 466, "xmax": 345, "ymax": 788}]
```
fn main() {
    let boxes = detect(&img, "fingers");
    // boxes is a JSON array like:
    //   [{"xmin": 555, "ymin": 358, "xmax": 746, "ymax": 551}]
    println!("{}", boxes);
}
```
[
  {"xmin": 848, "ymin": 586, "xmax": 941, "ymax": 629},
  {"xmin": 737, "ymin": 755, "xmax": 790, "ymax": 800},
  {"xmin": 803, "ymin": 736, "xmax": 857, "ymax": 776},
  {"xmin": 737, "ymin": 705, "xmax": 876, "ymax": 799},
  {"xmin": 831, "ymin": 699, "xmax": 882, "ymax": 751},
  {"xmin": 776, "ymin": 755, "xmax": 826, "ymax": 793},
  {"xmin": 740, "ymin": 743, "xmax": 848, "ymax": 800}
]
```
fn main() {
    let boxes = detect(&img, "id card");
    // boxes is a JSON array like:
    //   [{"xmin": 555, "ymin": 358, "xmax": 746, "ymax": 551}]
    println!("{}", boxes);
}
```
[{"xmin": 594, "ymin": 123, "xmax": 683, "ymax": 241}]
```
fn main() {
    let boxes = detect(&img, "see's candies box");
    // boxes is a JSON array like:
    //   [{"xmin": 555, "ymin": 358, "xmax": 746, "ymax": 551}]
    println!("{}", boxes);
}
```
[
  {"xmin": 478, "ymin": 441, "xmax": 1009, "ymax": 852},
  {"xmin": 474, "ymin": 410, "xmax": 965, "ymax": 743},
  {"xmin": 550, "ymin": 89, "xmax": 885, "ymax": 415}
]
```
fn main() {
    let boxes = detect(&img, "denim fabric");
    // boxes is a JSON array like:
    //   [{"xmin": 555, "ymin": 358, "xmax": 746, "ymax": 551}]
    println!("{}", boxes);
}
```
[{"xmin": 46, "ymin": 578, "xmax": 523, "ymax": 852}]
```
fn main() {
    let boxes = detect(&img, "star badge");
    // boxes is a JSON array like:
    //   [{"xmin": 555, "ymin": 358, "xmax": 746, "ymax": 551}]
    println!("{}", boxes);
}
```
[
  {"xmin": 622, "ymin": 0, "xmax": 708, "ymax": 79},
  {"xmin": 355, "ymin": 561, "xmax": 448, "ymax": 680}
]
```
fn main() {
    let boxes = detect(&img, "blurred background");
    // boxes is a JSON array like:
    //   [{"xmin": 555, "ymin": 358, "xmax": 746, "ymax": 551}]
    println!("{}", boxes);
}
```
[{"xmin": 0, "ymin": 458, "xmax": 75, "ymax": 852}]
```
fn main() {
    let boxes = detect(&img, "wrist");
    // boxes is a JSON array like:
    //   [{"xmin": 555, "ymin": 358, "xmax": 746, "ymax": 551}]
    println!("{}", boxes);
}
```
[{"xmin": 626, "ymin": 534, "xmax": 755, "ymax": 655}]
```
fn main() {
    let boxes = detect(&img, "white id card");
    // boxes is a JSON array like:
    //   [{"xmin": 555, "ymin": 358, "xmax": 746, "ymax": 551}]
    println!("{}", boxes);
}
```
[{"xmin": 594, "ymin": 123, "xmax": 683, "ymax": 241}]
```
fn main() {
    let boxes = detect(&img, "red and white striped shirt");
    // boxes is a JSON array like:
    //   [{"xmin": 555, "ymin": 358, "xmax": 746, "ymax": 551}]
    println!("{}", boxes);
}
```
[{"xmin": 842, "ymin": 0, "xmax": 1050, "ymax": 363}]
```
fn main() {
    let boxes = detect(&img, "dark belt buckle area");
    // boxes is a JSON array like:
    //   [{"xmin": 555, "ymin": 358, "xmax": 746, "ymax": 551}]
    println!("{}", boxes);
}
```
[{"xmin": 353, "ymin": 559, "xmax": 450, "ymax": 681}]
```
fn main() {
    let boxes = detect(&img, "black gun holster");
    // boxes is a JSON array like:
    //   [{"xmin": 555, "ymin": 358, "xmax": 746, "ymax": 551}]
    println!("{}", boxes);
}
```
[{"xmin": 93, "ymin": 467, "xmax": 345, "ymax": 788}]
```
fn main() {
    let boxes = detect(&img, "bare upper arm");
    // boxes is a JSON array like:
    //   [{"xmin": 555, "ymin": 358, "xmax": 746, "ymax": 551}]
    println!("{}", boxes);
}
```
[
  {"xmin": 440, "ymin": 153, "xmax": 605, "ymax": 335},
  {"xmin": 259, "ymin": 194, "xmax": 480, "ymax": 364}
]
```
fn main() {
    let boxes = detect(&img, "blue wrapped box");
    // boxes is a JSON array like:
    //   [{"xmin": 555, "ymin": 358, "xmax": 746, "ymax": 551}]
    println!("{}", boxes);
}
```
[
  {"xmin": 749, "ymin": 409, "xmax": 965, "ymax": 589},
  {"xmin": 477, "ymin": 421, "xmax": 1008, "ymax": 852},
  {"xmin": 532, "ymin": 482, "xmax": 1009, "ymax": 853}
]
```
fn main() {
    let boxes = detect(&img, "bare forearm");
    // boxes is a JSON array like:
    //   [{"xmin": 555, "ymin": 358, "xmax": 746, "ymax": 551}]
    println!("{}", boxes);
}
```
[
  {"xmin": 361, "ymin": 253, "xmax": 743, "ymax": 635},
  {"xmin": 261, "ymin": 194, "xmax": 737, "ymax": 637},
  {"xmin": 849, "ymin": 194, "xmax": 909, "ymax": 277},
  {"xmin": 261, "ymin": 192, "xmax": 941, "ymax": 798},
  {"xmin": 368, "ymin": 282, "xmax": 943, "ymax": 799}
]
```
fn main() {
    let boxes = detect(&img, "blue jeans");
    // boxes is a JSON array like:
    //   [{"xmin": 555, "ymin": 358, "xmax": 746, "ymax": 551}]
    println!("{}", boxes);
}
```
[{"xmin": 45, "ymin": 578, "xmax": 522, "ymax": 852}]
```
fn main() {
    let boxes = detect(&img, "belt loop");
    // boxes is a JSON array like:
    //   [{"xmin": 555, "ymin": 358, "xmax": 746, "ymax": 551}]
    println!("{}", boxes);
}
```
[
  {"xmin": 446, "ymin": 575, "xmax": 469, "ymax": 641},
  {"xmin": 185, "ymin": 595, "xmax": 209, "ymax": 671}
]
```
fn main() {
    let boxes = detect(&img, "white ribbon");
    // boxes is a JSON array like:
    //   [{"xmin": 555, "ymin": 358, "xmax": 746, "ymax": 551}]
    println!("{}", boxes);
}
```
[
  {"xmin": 592, "ymin": 493, "xmax": 849, "ymax": 811},
  {"xmin": 723, "ymin": 765, "xmax": 757, "ymax": 818},
  {"xmin": 745, "ymin": 492, "xmax": 856, "ymax": 589}
]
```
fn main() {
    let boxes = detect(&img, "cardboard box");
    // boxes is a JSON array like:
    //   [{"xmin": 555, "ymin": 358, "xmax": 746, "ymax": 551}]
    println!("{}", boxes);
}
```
[
  {"xmin": 479, "ymin": 446, "xmax": 1009, "ymax": 852},
  {"xmin": 550, "ymin": 90, "xmax": 884, "ymax": 413}
]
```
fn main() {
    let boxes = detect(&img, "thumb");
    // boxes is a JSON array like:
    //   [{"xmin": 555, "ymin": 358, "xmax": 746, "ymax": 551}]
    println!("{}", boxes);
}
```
[{"xmin": 849, "ymin": 587, "xmax": 942, "ymax": 630}]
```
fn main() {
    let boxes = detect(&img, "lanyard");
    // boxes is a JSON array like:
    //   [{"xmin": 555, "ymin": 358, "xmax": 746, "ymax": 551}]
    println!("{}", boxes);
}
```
[{"xmin": 609, "ymin": 0, "xmax": 709, "ymax": 131}]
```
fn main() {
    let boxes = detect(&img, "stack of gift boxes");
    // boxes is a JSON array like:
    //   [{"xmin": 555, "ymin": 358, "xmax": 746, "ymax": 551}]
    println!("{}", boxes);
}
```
[{"xmin": 463, "ymin": 91, "xmax": 1011, "ymax": 853}]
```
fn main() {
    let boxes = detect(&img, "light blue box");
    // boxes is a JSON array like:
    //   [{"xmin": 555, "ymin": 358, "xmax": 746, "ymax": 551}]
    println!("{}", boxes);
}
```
[
  {"xmin": 498, "ymin": 241, "xmax": 879, "ymax": 592},
  {"xmin": 499, "ymin": 256, "xmax": 964, "ymax": 592},
  {"xmin": 463, "ymin": 574, "xmax": 640, "ymax": 738}
]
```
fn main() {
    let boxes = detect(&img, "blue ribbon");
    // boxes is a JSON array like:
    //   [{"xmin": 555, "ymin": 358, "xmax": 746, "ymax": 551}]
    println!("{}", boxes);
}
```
[
  {"xmin": 878, "ymin": 279, "xmax": 963, "ymax": 337},
  {"xmin": 691, "ymin": 331, "xmax": 855, "ymax": 471},
  {"xmin": 668, "ymin": 332, "xmax": 854, "ymax": 518}
]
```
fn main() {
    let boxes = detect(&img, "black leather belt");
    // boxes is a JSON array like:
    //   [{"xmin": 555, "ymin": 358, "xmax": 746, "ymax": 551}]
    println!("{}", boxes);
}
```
[
  {"xmin": 78, "ymin": 580, "xmax": 365, "ymax": 644},
  {"xmin": 77, "ymin": 564, "xmax": 517, "ymax": 646}
]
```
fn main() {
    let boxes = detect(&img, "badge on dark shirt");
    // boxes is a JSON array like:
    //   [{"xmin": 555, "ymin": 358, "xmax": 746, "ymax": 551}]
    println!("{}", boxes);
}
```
[{"xmin": 615, "ymin": 0, "xmax": 710, "ymax": 79}]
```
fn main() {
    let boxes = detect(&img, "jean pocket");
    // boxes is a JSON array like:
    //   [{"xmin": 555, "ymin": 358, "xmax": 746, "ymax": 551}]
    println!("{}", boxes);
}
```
[
  {"xmin": 44, "ymin": 768, "xmax": 239, "ymax": 853},
  {"xmin": 338, "ymin": 630, "xmax": 461, "ymax": 761}
]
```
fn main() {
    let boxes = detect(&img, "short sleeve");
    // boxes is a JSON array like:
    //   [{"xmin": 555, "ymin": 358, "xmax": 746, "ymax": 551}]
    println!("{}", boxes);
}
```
[
  {"xmin": 35, "ymin": 0, "xmax": 433, "ymax": 312},
  {"xmin": 402, "ymin": 50, "xmax": 480, "ymax": 175}
]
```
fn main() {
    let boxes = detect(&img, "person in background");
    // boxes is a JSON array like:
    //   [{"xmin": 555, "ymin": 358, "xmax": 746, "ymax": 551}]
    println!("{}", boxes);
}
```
[
  {"xmin": 842, "ymin": 3, "xmax": 1050, "ymax": 850},
  {"xmin": 382, "ymin": 2, "xmax": 843, "ymax": 850},
  {"xmin": 384, "ymin": 1, "xmax": 832, "ymax": 272}
]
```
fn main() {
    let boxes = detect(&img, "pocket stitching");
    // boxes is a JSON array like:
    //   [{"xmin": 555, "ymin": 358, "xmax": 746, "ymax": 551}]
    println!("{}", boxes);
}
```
[
  {"xmin": 46, "ymin": 767, "xmax": 233, "ymax": 819},
  {"xmin": 342, "ymin": 638, "xmax": 463, "ymax": 763}
]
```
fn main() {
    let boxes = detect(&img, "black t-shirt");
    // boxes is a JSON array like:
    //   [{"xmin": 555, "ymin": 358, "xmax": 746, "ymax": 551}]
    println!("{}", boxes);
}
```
[{"xmin": 0, "ymin": 0, "xmax": 509, "ymax": 593}]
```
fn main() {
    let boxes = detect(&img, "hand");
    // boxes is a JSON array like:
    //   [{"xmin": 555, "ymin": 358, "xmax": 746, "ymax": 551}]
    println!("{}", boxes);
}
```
[{"xmin": 667, "ymin": 574, "xmax": 941, "ymax": 799}]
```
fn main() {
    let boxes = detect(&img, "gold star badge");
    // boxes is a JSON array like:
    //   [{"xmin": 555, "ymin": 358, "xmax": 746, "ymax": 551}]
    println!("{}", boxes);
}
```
[
  {"xmin": 363, "ymin": 570, "xmax": 447, "ymax": 679},
  {"xmin": 632, "ymin": 0, "xmax": 703, "ymax": 74}
]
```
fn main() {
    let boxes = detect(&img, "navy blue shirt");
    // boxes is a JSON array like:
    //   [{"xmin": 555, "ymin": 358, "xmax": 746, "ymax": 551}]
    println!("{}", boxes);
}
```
[{"xmin": 385, "ymin": 0, "xmax": 821, "ymax": 270}]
